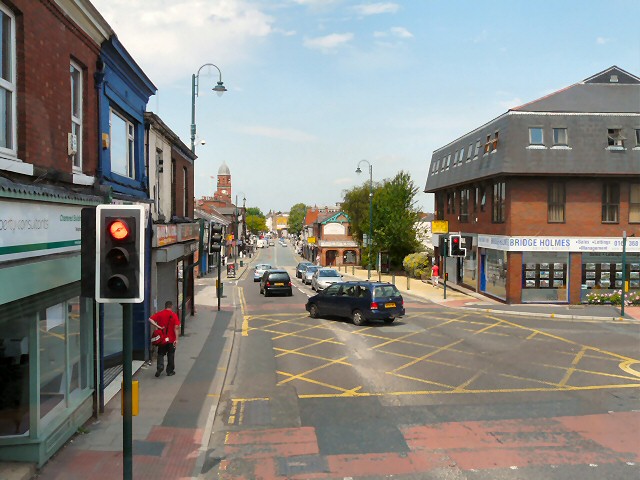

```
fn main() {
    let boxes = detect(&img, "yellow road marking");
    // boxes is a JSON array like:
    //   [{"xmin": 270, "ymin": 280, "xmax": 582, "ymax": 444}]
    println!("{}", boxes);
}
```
[
  {"xmin": 277, "ymin": 356, "xmax": 349, "ymax": 385},
  {"xmin": 386, "ymin": 371, "xmax": 455, "ymax": 389},
  {"xmin": 453, "ymin": 370, "xmax": 485, "ymax": 392},
  {"xmin": 558, "ymin": 346, "xmax": 587, "ymax": 387},
  {"xmin": 619, "ymin": 360, "xmax": 640, "ymax": 378},
  {"xmin": 391, "ymin": 339, "xmax": 465, "ymax": 374},
  {"xmin": 273, "ymin": 347, "xmax": 352, "ymax": 365},
  {"xmin": 537, "ymin": 362, "xmax": 640, "ymax": 382},
  {"xmin": 274, "ymin": 338, "xmax": 344, "ymax": 358},
  {"xmin": 277, "ymin": 370, "xmax": 358, "ymax": 393}
]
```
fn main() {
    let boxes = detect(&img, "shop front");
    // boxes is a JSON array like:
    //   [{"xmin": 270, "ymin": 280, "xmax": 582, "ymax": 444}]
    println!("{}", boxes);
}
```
[{"xmin": 0, "ymin": 196, "xmax": 96, "ymax": 466}]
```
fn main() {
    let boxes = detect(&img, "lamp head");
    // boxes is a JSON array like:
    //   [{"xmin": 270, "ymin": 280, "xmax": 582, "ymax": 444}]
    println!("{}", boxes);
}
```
[
  {"xmin": 355, "ymin": 166, "xmax": 362, "ymax": 174},
  {"xmin": 213, "ymin": 81, "xmax": 227, "ymax": 97}
]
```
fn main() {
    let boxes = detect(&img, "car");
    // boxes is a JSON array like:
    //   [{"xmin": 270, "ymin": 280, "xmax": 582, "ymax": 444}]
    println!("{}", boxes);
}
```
[
  {"xmin": 295, "ymin": 261, "xmax": 313, "ymax": 278},
  {"xmin": 253, "ymin": 263, "xmax": 273, "ymax": 282},
  {"xmin": 302, "ymin": 265, "xmax": 320, "ymax": 285},
  {"xmin": 260, "ymin": 269, "xmax": 293, "ymax": 296},
  {"xmin": 268, "ymin": 240, "xmax": 275, "ymax": 246},
  {"xmin": 311, "ymin": 268, "xmax": 343, "ymax": 291},
  {"xmin": 305, "ymin": 281, "xmax": 405, "ymax": 326}
]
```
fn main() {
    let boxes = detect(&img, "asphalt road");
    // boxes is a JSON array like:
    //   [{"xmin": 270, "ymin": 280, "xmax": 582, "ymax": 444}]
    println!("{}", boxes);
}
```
[{"xmin": 203, "ymin": 242, "xmax": 640, "ymax": 479}]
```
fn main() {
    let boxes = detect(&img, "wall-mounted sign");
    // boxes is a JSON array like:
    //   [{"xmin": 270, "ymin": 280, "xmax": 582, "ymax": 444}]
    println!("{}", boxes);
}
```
[
  {"xmin": 478, "ymin": 234, "xmax": 640, "ymax": 253},
  {"xmin": 155, "ymin": 224, "xmax": 178, "ymax": 247},
  {"xmin": 431, "ymin": 220, "xmax": 449, "ymax": 234},
  {"xmin": 307, "ymin": 237, "xmax": 316, "ymax": 244}
]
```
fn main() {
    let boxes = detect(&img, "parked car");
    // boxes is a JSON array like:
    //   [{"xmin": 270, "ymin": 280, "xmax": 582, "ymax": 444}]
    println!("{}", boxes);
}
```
[
  {"xmin": 311, "ymin": 268, "xmax": 343, "ymax": 291},
  {"xmin": 253, "ymin": 263, "xmax": 273, "ymax": 282},
  {"xmin": 296, "ymin": 261, "xmax": 313, "ymax": 278},
  {"xmin": 305, "ymin": 281, "xmax": 405, "ymax": 326},
  {"xmin": 302, "ymin": 265, "xmax": 320, "ymax": 285},
  {"xmin": 260, "ymin": 269, "xmax": 293, "ymax": 296}
]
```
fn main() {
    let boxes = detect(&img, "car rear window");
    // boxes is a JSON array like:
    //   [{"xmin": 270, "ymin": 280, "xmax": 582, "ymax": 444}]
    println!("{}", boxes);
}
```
[
  {"xmin": 319, "ymin": 270, "xmax": 340, "ymax": 277},
  {"xmin": 306, "ymin": 266, "xmax": 319, "ymax": 273},
  {"xmin": 373, "ymin": 285, "xmax": 400, "ymax": 297},
  {"xmin": 268, "ymin": 273, "xmax": 290, "ymax": 282}
]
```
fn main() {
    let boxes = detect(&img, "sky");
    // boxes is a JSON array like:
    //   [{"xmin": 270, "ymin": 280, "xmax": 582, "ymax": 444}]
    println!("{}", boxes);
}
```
[{"xmin": 91, "ymin": 0, "xmax": 640, "ymax": 214}]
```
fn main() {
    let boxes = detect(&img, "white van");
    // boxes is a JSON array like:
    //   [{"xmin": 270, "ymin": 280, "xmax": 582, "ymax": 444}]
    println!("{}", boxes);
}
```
[{"xmin": 257, "ymin": 238, "xmax": 266, "ymax": 248}]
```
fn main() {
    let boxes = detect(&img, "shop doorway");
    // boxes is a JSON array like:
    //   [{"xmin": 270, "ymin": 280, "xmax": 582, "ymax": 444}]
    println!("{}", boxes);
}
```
[{"xmin": 326, "ymin": 250, "xmax": 338, "ymax": 266}]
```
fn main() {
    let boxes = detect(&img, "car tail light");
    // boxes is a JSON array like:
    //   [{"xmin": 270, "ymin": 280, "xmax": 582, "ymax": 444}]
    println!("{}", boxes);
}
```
[
  {"xmin": 370, "ymin": 302, "xmax": 379, "ymax": 310},
  {"xmin": 288, "ymin": 281, "xmax": 292, "ymax": 286},
  {"xmin": 266, "ymin": 282, "xmax": 271, "ymax": 287}
]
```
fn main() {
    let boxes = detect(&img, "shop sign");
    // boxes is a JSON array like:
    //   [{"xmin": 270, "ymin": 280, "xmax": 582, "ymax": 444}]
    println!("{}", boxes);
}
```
[
  {"xmin": 478, "ymin": 234, "xmax": 640, "ymax": 253},
  {"xmin": 307, "ymin": 237, "xmax": 316, "ymax": 244},
  {"xmin": 0, "ymin": 200, "xmax": 82, "ymax": 262},
  {"xmin": 155, "ymin": 224, "xmax": 178, "ymax": 247},
  {"xmin": 431, "ymin": 220, "xmax": 449, "ymax": 234},
  {"xmin": 178, "ymin": 222, "xmax": 200, "ymax": 242},
  {"xmin": 318, "ymin": 240, "xmax": 359, "ymax": 247}
]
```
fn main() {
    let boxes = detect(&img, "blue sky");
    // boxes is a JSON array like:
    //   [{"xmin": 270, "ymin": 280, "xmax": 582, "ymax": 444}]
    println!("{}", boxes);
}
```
[{"xmin": 92, "ymin": 0, "xmax": 640, "ymax": 214}]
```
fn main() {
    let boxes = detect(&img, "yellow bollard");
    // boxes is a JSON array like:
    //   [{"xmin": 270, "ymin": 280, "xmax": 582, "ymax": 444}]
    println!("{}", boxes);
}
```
[{"xmin": 121, "ymin": 380, "xmax": 139, "ymax": 416}]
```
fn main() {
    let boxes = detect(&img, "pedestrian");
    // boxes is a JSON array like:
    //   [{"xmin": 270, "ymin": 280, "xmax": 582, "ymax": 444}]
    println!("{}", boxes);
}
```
[
  {"xmin": 431, "ymin": 263, "xmax": 440, "ymax": 288},
  {"xmin": 149, "ymin": 301, "xmax": 180, "ymax": 377}
]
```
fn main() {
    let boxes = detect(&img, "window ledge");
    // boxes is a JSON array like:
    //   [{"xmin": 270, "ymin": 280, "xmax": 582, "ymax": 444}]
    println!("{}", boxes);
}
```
[
  {"xmin": 606, "ymin": 146, "xmax": 626, "ymax": 151},
  {"xmin": 526, "ymin": 145, "xmax": 547, "ymax": 150},
  {"xmin": 73, "ymin": 172, "xmax": 95, "ymax": 186},
  {"xmin": 0, "ymin": 156, "xmax": 34, "ymax": 175},
  {"xmin": 551, "ymin": 145, "xmax": 572, "ymax": 150}
]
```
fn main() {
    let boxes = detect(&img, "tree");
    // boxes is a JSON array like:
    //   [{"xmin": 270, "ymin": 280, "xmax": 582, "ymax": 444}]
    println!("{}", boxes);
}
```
[
  {"xmin": 246, "ymin": 207, "xmax": 264, "ymax": 218},
  {"xmin": 288, "ymin": 203, "xmax": 307, "ymax": 234},
  {"xmin": 246, "ymin": 215, "xmax": 267, "ymax": 235},
  {"xmin": 341, "ymin": 183, "xmax": 374, "ymax": 243},
  {"xmin": 372, "ymin": 171, "xmax": 422, "ymax": 268}
]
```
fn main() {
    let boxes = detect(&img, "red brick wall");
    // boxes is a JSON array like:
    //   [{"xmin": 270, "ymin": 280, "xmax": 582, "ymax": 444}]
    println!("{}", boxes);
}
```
[
  {"xmin": 506, "ymin": 251, "xmax": 522, "ymax": 303},
  {"xmin": 15, "ymin": 0, "xmax": 100, "ymax": 175},
  {"xmin": 172, "ymin": 150, "xmax": 194, "ymax": 217}
]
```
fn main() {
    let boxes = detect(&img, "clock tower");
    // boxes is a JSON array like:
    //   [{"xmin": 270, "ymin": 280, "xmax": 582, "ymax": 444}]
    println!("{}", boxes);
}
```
[{"xmin": 214, "ymin": 161, "xmax": 232, "ymax": 205}]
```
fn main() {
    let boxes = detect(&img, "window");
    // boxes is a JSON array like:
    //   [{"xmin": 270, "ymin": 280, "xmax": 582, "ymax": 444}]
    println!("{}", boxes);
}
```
[
  {"xmin": 480, "ymin": 186, "xmax": 486, "ymax": 212},
  {"xmin": 467, "ymin": 144, "xmax": 473, "ymax": 162},
  {"xmin": 452, "ymin": 150, "xmax": 459, "ymax": 167},
  {"xmin": 474, "ymin": 139, "xmax": 481, "ymax": 157},
  {"xmin": 440, "ymin": 156, "xmax": 446, "ymax": 172},
  {"xmin": 436, "ymin": 192, "xmax": 444, "ymax": 220},
  {"xmin": 529, "ymin": 127, "xmax": 544, "ymax": 145},
  {"xmin": 183, "ymin": 167, "xmax": 188, "ymax": 217},
  {"xmin": 473, "ymin": 187, "xmax": 478, "ymax": 213},
  {"xmin": 459, "ymin": 188, "xmax": 469, "ymax": 223},
  {"xmin": 171, "ymin": 159, "xmax": 176, "ymax": 217},
  {"xmin": 110, "ymin": 109, "xmax": 135, "ymax": 177},
  {"xmin": 446, "ymin": 192, "xmax": 451, "ymax": 214},
  {"xmin": 70, "ymin": 63, "xmax": 82, "ymax": 170},
  {"xmin": 636, "ymin": 129, "xmax": 640, "ymax": 147},
  {"xmin": 156, "ymin": 148, "xmax": 163, "ymax": 173},
  {"xmin": 552, "ymin": 127, "xmax": 567, "ymax": 146},
  {"xmin": 630, "ymin": 184, "xmax": 640, "ymax": 223},
  {"xmin": 602, "ymin": 183, "xmax": 619, "ymax": 223},
  {"xmin": 445, "ymin": 153, "xmax": 451, "ymax": 170},
  {"xmin": 492, "ymin": 181, "xmax": 505, "ymax": 223},
  {"xmin": 0, "ymin": 5, "xmax": 15, "ymax": 154},
  {"xmin": 459, "ymin": 147, "xmax": 465, "ymax": 164},
  {"xmin": 452, "ymin": 190, "xmax": 456, "ymax": 214},
  {"xmin": 607, "ymin": 128, "xmax": 625, "ymax": 148},
  {"xmin": 484, "ymin": 134, "xmax": 491, "ymax": 154},
  {"xmin": 492, "ymin": 131, "xmax": 499, "ymax": 151},
  {"xmin": 548, "ymin": 182, "xmax": 565, "ymax": 223}
]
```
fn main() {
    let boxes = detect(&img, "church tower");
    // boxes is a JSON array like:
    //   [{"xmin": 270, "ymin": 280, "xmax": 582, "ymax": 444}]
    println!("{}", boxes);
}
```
[{"xmin": 214, "ymin": 161, "xmax": 232, "ymax": 205}]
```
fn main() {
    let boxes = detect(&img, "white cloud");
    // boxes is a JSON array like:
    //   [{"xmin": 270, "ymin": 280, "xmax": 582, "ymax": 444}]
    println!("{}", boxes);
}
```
[
  {"xmin": 304, "ymin": 33, "xmax": 354, "ymax": 52},
  {"xmin": 596, "ymin": 36, "xmax": 611, "ymax": 45},
  {"xmin": 231, "ymin": 124, "xmax": 317, "ymax": 142},
  {"xmin": 353, "ymin": 2, "xmax": 400, "ymax": 15},
  {"xmin": 389, "ymin": 27, "xmax": 413, "ymax": 38},
  {"xmin": 90, "ymin": 0, "xmax": 275, "ymax": 87}
]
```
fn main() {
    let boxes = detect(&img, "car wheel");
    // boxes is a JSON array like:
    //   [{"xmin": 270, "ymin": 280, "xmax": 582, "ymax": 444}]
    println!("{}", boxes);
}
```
[
  {"xmin": 309, "ymin": 304, "xmax": 319, "ymax": 318},
  {"xmin": 288, "ymin": 289, "xmax": 293, "ymax": 296},
  {"xmin": 352, "ymin": 310, "xmax": 366, "ymax": 326},
  {"xmin": 264, "ymin": 289, "xmax": 270, "ymax": 297},
  {"xmin": 383, "ymin": 317, "xmax": 395, "ymax": 324}
]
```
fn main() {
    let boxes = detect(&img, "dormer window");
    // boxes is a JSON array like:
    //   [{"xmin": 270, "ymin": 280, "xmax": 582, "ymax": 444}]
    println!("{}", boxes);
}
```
[
  {"xmin": 553, "ymin": 128, "xmax": 568, "ymax": 146},
  {"xmin": 529, "ymin": 127, "xmax": 544, "ymax": 145},
  {"xmin": 607, "ymin": 128, "xmax": 625, "ymax": 148}
]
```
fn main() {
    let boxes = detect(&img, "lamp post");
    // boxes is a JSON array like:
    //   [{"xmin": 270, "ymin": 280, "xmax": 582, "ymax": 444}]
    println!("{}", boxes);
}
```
[
  {"xmin": 356, "ymin": 160, "xmax": 373, "ymax": 280},
  {"xmin": 235, "ymin": 192, "xmax": 246, "ymax": 260},
  {"xmin": 190, "ymin": 63, "xmax": 227, "ymax": 153}
]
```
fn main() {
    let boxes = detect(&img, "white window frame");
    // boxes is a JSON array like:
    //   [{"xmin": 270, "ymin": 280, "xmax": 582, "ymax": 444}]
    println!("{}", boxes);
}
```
[
  {"xmin": 109, "ymin": 109, "xmax": 136, "ymax": 178},
  {"xmin": 552, "ymin": 127, "xmax": 568, "ymax": 146},
  {"xmin": 70, "ymin": 62, "xmax": 82, "ymax": 171},
  {"xmin": 0, "ymin": 4, "xmax": 16, "ymax": 159},
  {"xmin": 529, "ymin": 127, "xmax": 544, "ymax": 146}
]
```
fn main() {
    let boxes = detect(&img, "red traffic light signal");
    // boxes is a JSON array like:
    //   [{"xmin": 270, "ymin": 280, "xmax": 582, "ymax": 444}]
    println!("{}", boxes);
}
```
[
  {"xmin": 96, "ymin": 205, "xmax": 145, "ymax": 303},
  {"xmin": 449, "ymin": 234, "xmax": 466, "ymax": 257}
]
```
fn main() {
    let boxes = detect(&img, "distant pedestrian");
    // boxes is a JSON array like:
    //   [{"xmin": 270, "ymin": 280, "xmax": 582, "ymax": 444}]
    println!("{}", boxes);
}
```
[
  {"xmin": 431, "ymin": 264, "xmax": 440, "ymax": 288},
  {"xmin": 149, "ymin": 301, "xmax": 180, "ymax": 377}
]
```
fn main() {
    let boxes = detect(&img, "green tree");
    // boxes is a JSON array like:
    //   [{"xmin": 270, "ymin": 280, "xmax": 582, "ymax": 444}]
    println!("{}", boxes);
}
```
[
  {"xmin": 246, "ymin": 207, "xmax": 264, "ymax": 218},
  {"xmin": 341, "ymin": 183, "xmax": 374, "ymax": 243},
  {"xmin": 372, "ymin": 171, "xmax": 422, "ymax": 268},
  {"xmin": 246, "ymin": 215, "xmax": 267, "ymax": 235},
  {"xmin": 288, "ymin": 203, "xmax": 307, "ymax": 234}
]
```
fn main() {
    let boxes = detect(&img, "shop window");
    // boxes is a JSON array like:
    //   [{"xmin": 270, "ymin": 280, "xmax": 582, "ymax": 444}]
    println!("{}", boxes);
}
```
[
  {"xmin": 552, "ymin": 127, "xmax": 568, "ymax": 146},
  {"xmin": 529, "ymin": 127, "xmax": 544, "ymax": 145},
  {"xmin": 482, "ymin": 249, "xmax": 507, "ymax": 300},
  {"xmin": 581, "ymin": 253, "xmax": 640, "ymax": 302},
  {"xmin": 492, "ymin": 181, "xmax": 505, "ymax": 223},
  {"xmin": 602, "ymin": 183, "xmax": 619, "ymax": 223},
  {"xmin": 607, "ymin": 128, "xmax": 625, "ymax": 148},
  {"xmin": 522, "ymin": 252, "xmax": 568, "ymax": 303},
  {"xmin": 631, "ymin": 184, "xmax": 640, "ymax": 223},
  {"xmin": 548, "ymin": 182, "xmax": 565, "ymax": 223},
  {"xmin": 0, "ymin": 5, "xmax": 15, "ymax": 155}
]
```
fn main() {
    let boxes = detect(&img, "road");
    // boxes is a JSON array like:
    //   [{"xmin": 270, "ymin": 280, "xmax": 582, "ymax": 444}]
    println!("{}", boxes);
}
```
[{"xmin": 202, "ymin": 242, "xmax": 640, "ymax": 479}]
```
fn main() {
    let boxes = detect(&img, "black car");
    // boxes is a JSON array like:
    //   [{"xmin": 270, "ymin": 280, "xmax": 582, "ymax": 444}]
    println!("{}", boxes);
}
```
[
  {"xmin": 295, "ymin": 261, "xmax": 313, "ymax": 278},
  {"xmin": 305, "ymin": 281, "xmax": 404, "ymax": 326},
  {"xmin": 260, "ymin": 269, "xmax": 293, "ymax": 296}
]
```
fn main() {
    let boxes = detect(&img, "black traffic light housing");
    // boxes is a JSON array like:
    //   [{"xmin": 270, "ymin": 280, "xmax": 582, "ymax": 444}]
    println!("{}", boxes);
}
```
[
  {"xmin": 209, "ymin": 223, "xmax": 223, "ymax": 254},
  {"xmin": 96, "ymin": 205, "xmax": 145, "ymax": 303},
  {"xmin": 449, "ymin": 234, "xmax": 466, "ymax": 257}
]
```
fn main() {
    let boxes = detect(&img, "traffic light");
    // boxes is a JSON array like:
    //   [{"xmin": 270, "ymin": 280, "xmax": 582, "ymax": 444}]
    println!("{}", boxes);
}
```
[
  {"xmin": 449, "ymin": 234, "xmax": 466, "ymax": 257},
  {"xmin": 209, "ymin": 223, "xmax": 223, "ymax": 254},
  {"xmin": 96, "ymin": 205, "xmax": 145, "ymax": 303}
]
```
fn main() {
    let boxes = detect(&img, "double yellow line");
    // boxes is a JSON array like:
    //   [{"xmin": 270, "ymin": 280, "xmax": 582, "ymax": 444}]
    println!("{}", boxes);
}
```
[{"xmin": 238, "ymin": 287, "xmax": 249, "ymax": 336}]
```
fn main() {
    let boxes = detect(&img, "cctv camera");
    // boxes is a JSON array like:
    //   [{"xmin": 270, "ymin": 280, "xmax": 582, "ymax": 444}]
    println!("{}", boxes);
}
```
[{"xmin": 200, "ymin": 140, "xmax": 206, "ymax": 145}]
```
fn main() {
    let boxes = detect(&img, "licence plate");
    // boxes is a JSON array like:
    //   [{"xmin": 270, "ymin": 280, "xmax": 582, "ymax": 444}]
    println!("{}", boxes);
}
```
[
  {"xmin": 275, "ymin": 283, "xmax": 285, "ymax": 286},
  {"xmin": 385, "ymin": 302, "xmax": 396, "ymax": 308}
]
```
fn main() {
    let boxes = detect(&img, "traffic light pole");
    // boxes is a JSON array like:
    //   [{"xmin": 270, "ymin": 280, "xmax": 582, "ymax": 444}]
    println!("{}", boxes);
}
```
[
  {"xmin": 443, "ymin": 237, "xmax": 448, "ymax": 300},
  {"xmin": 122, "ymin": 303, "xmax": 133, "ymax": 480},
  {"xmin": 217, "ymin": 253, "xmax": 222, "ymax": 311}
]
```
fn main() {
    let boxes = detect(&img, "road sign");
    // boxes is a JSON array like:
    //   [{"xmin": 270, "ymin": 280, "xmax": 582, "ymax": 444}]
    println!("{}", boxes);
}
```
[{"xmin": 431, "ymin": 220, "xmax": 449, "ymax": 234}]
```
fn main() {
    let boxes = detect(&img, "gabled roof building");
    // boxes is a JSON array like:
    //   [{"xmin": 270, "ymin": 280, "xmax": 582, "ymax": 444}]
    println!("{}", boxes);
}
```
[{"xmin": 424, "ymin": 66, "xmax": 640, "ymax": 304}]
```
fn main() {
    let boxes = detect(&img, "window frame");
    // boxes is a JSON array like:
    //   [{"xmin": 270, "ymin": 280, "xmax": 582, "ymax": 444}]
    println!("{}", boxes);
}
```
[
  {"xmin": 0, "ymin": 4, "xmax": 16, "ymax": 158},
  {"xmin": 183, "ymin": 166, "xmax": 188, "ymax": 217},
  {"xmin": 607, "ymin": 128, "xmax": 625, "ymax": 149},
  {"xmin": 629, "ymin": 183, "xmax": 640, "ymax": 223},
  {"xmin": 109, "ymin": 108, "xmax": 136, "ymax": 178},
  {"xmin": 547, "ymin": 182, "xmax": 566, "ymax": 223},
  {"xmin": 474, "ymin": 139, "xmax": 481, "ymax": 158},
  {"xmin": 601, "ymin": 182, "xmax": 620, "ymax": 224},
  {"xmin": 70, "ymin": 61, "xmax": 83, "ymax": 171},
  {"xmin": 529, "ymin": 127, "xmax": 544, "ymax": 146},
  {"xmin": 552, "ymin": 127, "xmax": 568, "ymax": 147},
  {"xmin": 492, "ymin": 181, "xmax": 506, "ymax": 223},
  {"xmin": 459, "ymin": 188, "xmax": 469, "ymax": 223}
]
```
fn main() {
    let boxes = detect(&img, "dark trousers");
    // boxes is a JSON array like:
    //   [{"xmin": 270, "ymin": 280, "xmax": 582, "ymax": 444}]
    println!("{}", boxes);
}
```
[{"xmin": 157, "ymin": 344, "xmax": 176, "ymax": 374}]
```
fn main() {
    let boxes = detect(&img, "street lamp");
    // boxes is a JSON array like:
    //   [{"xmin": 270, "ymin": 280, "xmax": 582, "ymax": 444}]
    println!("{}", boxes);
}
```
[
  {"xmin": 356, "ymin": 160, "xmax": 373, "ymax": 280},
  {"xmin": 190, "ymin": 63, "xmax": 227, "ymax": 153}
]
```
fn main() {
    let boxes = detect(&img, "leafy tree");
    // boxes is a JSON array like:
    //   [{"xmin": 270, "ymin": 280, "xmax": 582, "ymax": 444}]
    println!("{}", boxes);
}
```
[
  {"xmin": 288, "ymin": 203, "xmax": 307, "ymax": 234},
  {"xmin": 246, "ymin": 207, "xmax": 264, "ymax": 218},
  {"xmin": 246, "ymin": 215, "xmax": 267, "ymax": 235},
  {"xmin": 341, "ymin": 183, "xmax": 374, "ymax": 243},
  {"xmin": 372, "ymin": 171, "xmax": 422, "ymax": 268}
]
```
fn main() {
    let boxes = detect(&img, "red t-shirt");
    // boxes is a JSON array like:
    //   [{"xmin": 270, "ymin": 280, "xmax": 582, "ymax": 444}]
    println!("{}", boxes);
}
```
[
  {"xmin": 151, "ymin": 309, "xmax": 180, "ymax": 343},
  {"xmin": 431, "ymin": 265, "xmax": 439, "ymax": 276}
]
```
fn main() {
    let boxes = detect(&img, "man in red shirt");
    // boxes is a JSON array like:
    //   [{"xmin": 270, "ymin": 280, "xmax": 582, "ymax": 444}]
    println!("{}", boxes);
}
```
[
  {"xmin": 431, "ymin": 263, "xmax": 440, "ymax": 288},
  {"xmin": 149, "ymin": 301, "xmax": 180, "ymax": 377}
]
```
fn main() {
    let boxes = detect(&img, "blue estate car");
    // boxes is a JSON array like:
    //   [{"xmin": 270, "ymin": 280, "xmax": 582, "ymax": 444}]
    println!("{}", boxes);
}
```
[{"xmin": 305, "ymin": 281, "xmax": 405, "ymax": 326}]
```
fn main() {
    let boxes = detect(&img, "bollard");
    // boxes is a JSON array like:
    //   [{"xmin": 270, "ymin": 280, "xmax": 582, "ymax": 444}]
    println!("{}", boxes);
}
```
[
  {"xmin": 240, "ymin": 260, "xmax": 244, "ymax": 267},
  {"xmin": 392, "ymin": 273, "xmax": 395, "ymax": 285},
  {"xmin": 407, "ymin": 275, "xmax": 410, "ymax": 290},
  {"xmin": 352, "ymin": 265, "xmax": 355, "ymax": 275}
]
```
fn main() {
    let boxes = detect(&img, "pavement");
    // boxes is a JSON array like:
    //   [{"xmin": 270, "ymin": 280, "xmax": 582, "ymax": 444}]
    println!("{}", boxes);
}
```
[{"xmin": 2, "ymin": 251, "xmax": 639, "ymax": 480}]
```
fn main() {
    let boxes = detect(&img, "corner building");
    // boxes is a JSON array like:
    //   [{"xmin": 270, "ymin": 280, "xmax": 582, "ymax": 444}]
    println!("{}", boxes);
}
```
[{"xmin": 424, "ymin": 66, "xmax": 640, "ymax": 304}]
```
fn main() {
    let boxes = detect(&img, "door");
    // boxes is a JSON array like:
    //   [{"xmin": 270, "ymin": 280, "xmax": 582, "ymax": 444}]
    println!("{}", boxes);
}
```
[
  {"xmin": 317, "ymin": 283, "xmax": 342, "ymax": 315},
  {"xmin": 480, "ymin": 253, "xmax": 486, "ymax": 292}
]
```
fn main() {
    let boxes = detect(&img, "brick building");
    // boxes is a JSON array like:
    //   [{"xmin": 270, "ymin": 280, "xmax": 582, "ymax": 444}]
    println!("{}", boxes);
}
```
[
  {"xmin": 302, "ymin": 206, "xmax": 359, "ymax": 267},
  {"xmin": 424, "ymin": 66, "xmax": 640, "ymax": 304}
]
